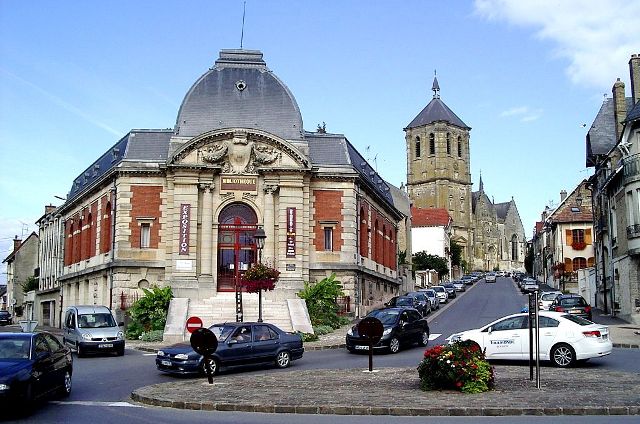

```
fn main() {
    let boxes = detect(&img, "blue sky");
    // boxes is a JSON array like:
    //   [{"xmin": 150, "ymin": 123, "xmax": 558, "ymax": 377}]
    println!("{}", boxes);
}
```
[{"xmin": 1, "ymin": 0, "xmax": 639, "ymax": 283}]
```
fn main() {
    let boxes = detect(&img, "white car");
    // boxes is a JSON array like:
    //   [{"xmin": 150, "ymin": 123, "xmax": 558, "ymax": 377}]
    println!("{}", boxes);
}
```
[
  {"xmin": 432, "ymin": 286, "xmax": 449, "ymax": 303},
  {"xmin": 539, "ymin": 291, "xmax": 562, "ymax": 310},
  {"xmin": 485, "ymin": 272, "xmax": 497, "ymax": 283},
  {"xmin": 446, "ymin": 311, "xmax": 612, "ymax": 367}
]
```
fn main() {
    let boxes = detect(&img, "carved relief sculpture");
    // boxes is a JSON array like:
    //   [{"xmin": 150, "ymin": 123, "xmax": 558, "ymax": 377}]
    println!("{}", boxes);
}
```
[{"xmin": 201, "ymin": 132, "xmax": 280, "ymax": 173}]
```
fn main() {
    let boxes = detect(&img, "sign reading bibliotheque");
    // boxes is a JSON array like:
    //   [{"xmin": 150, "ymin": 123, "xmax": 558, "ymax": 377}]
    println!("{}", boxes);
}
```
[
  {"xmin": 179, "ymin": 204, "xmax": 190, "ymax": 255},
  {"xmin": 286, "ymin": 207, "xmax": 296, "ymax": 258},
  {"xmin": 220, "ymin": 175, "xmax": 257, "ymax": 193}
]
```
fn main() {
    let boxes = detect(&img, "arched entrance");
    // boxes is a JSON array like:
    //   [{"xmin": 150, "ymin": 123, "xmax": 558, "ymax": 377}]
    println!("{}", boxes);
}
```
[{"xmin": 217, "ymin": 203, "xmax": 259, "ymax": 292}]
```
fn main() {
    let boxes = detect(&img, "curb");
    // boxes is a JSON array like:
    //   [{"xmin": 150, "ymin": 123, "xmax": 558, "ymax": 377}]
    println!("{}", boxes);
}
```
[{"xmin": 129, "ymin": 392, "xmax": 640, "ymax": 416}]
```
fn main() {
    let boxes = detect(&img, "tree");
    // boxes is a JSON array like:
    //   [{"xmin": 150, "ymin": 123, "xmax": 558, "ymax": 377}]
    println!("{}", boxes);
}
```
[
  {"xmin": 21, "ymin": 276, "xmax": 38, "ymax": 293},
  {"xmin": 450, "ymin": 240, "xmax": 463, "ymax": 267},
  {"xmin": 413, "ymin": 251, "xmax": 449, "ymax": 279}
]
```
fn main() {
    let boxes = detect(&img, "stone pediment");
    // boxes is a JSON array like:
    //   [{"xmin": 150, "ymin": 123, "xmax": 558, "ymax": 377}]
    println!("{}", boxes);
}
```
[{"xmin": 169, "ymin": 129, "xmax": 309, "ymax": 173}]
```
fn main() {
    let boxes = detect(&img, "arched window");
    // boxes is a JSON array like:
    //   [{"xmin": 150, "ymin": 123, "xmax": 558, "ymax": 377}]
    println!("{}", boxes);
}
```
[
  {"xmin": 446, "ymin": 133, "xmax": 451, "ymax": 155},
  {"xmin": 382, "ymin": 224, "xmax": 387, "ymax": 267},
  {"xmin": 457, "ymin": 136, "xmax": 462, "ymax": 157},
  {"xmin": 429, "ymin": 133, "xmax": 435, "ymax": 155},
  {"xmin": 373, "ymin": 220, "xmax": 379, "ymax": 262},
  {"xmin": 76, "ymin": 218, "xmax": 83, "ymax": 263},
  {"xmin": 511, "ymin": 235, "xmax": 518, "ymax": 260},
  {"xmin": 101, "ymin": 201, "xmax": 112, "ymax": 254},
  {"xmin": 573, "ymin": 257, "xmax": 587, "ymax": 270},
  {"xmin": 415, "ymin": 136, "xmax": 421, "ymax": 158},
  {"xmin": 359, "ymin": 207, "xmax": 368, "ymax": 257}
]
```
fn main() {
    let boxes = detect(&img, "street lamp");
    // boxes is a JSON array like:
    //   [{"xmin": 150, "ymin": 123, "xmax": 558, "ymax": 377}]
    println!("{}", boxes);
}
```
[{"xmin": 254, "ymin": 228, "xmax": 267, "ymax": 323}]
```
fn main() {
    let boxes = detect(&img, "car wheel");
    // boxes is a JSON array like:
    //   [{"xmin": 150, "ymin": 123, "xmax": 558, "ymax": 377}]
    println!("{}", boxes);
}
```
[
  {"xmin": 389, "ymin": 337, "xmax": 400, "ymax": 354},
  {"xmin": 275, "ymin": 351, "xmax": 291, "ymax": 368},
  {"xmin": 419, "ymin": 330, "xmax": 430, "ymax": 347},
  {"xmin": 60, "ymin": 370, "xmax": 72, "ymax": 397},
  {"xmin": 551, "ymin": 343, "xmax": 576, "ymax": 368},
  {"xmin": 201, "ymin": 357, "xmax": 219, "ymax": 376}
]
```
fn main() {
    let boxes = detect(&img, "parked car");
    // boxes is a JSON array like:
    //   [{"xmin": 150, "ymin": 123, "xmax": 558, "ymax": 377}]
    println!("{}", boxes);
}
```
[
  {"xmin": 420, "ymin": 289, "xmax": 440, "ymax": 311},
  {"xmin": 432, "ymin": 286, "xmax": 449, "ymax": 303},
  {"xmin": 0, "ymin": 331, "xmax": 73, "ymax": 405},
  {"xmin": 539, "ymin": 291, "xmax": 563, "ymax": 310},
  {"xmin": 461, "ymin": 275, "xmax": 475, "ymax": 285},
  {"xmin": 452, "ymin": 280, "xmax": 466, "ymax": 292},
  {"xmin": 442, "ymin": 283, "xmax": 457, "ymax": 299},
  {"xmin": 156, "ymin": 322, "xmax": 303, "ymax": 376},
  {"xmin": 346, "ymin": 307, "xmax": 429, "ymax": 354},
  {"xmin": 548, "ymin": 294, "xmax": 593, "ymax": 321},
  {"xmin": 447, "ymin": 311, "xmax": 611, "ymax": 367},
  {"xmin": 0, "ymin": 311, "xmax": 12, "ymax": 326},
  {"xmin": 386, "ymin": 295, "xmax": 427, "ymax": 315},
  {"xmin": 522, "ymin": 279, "xmax": 539, "ymax": 293},
  {"xmin": 63, "ymin": 305, "xmax": 125, "ymax": 357},
  {"xmin": 485, "ymin": 272, "xmax": 497, "ymax": 283},
  {"xmin": 403, "ymin": 292, "xmax": 432, "ymax": 316}
]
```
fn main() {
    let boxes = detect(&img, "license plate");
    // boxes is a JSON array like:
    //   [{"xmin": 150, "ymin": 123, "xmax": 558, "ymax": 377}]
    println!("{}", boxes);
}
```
[
  {"xmin": 570, "ymin": 309, "xmax": 581, "ymax": 314},
  {"xmin": 355, "ymin": 345, "xmax": 369, "ymax": 350},
  {"xmin": 161, "ymin": 360, "xmax": 171, "ymax": 366},
  {"xmin": 98, "ymin": 343, "xmax": 113, "ymax": 348}
]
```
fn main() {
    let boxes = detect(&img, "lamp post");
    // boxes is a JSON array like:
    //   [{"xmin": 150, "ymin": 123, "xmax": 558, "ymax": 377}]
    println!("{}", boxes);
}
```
[{"xmin": 254, "ymin": 228, "xmax": 267, "ymax": 323}]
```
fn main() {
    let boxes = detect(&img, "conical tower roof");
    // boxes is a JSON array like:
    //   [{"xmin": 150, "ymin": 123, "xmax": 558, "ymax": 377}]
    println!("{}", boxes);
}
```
[{"xmin": 405, "ymin": 77, "xmax": 470, "ymax": 130}]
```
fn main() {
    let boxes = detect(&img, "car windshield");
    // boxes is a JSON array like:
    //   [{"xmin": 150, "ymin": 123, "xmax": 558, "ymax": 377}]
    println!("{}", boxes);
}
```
[
  {"xmin": 209, "ymin": 325, "xmax": 235, "ymax": 341},
  {"xmin": 395, "ymin": 297, "xmax": 413, "ymax": 306},
  {"xmin": 433, "ymin": 286, "xmax": 445, "ymax": 293},
  {"xmin": 559, "ymin": 297, "xmax": 587, "ymax": 307},
  {"xmin": 424, "ymin": 290, "xmax": 435, "ymax": 297},
  {"xmin": 0, "ymin": 336, "xmax": 30, "ymax": 360},
  {"xmin": 78, "ymin": 313, "xmax": 116, "ymax": 328},
  {"xmin": 561, "ymin": 314, "xmax": 593, "ymax": 325},
  {"xmin": 367, "ymin": 309, "xmax": 400, "ymax": 326},
  {"xmin": 541, "ymin": 293, "xmax": 560, "ymax": 301}
]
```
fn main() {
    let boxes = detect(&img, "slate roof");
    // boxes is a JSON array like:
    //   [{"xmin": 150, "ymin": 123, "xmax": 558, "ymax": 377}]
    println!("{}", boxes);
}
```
[
  {"xmin": 586, "ymin": 97, "xmax": 634, "ymax": 167},
  {"xmin": 306, "ymin": 132, "xmax": 396, "ymax": 211},
  {"xmin": 411, "ymin": 207, "xmax": 451, "ymax": 227},
  {"xmin": 405, "ymin": 97, "xmax": 470, "ymax": 130},
  {"xmin": 626, "ymin": 100, "xmax": 640, "ymax": 123},
  {"xmin": 175, "ymin": 50, "xmax": 304, "ymax": 141},
  {"xmin": 66, "ymin": 130, "xmax": 172, "ymax": 202},
  {"xmin": 494, "ymin": 201, "xmax": 511, "ymax": 222}
]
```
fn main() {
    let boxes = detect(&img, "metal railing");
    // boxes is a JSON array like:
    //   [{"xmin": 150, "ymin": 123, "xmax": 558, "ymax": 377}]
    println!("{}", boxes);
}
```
[
  {"xmin": 623, "ymin": 154, "xmax": 640, "ymax": 181},
  {"xmin": 627, "ymin": 224, "xmax": 640, "ymax": 239}
]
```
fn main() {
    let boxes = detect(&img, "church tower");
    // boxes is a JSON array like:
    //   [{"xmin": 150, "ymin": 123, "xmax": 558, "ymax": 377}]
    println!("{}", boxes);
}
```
[{"xmin": 405, "ymin": 76, "xmax": 473, "ymax": 261}]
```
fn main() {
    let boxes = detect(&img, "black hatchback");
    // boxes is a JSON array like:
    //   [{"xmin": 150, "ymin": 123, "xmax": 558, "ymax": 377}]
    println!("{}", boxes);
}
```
[
  {"xmin": 346, "ymin": 307, "xmax": 430, "ymax": 354},
  {"xmin": 0, "ymin": 311, "xmax": 12, "ymax": 326},
  {"xmin": 549, "ymin": 294, "xmax": 592, "ymax": 321}
]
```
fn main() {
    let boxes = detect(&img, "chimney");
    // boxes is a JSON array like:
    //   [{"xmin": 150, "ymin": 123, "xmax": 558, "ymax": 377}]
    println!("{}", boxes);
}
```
[
  {"xmin": 13, "ymin": 236, "xmax": 21, "ymax": 253},
  {"xmin": 45, "ymin": 204, "xmax": 56, "ymax": 215},
  {"xmin": 613, "ymin": 78, "xmax": 627, "ymax": 141},
  {"xmin": 560, "ymin": 190, "xmax": 567, "ymax": 202},
  {"xmin": 630, "ymin": 53, "xmax": 640, "ymax": 105}
]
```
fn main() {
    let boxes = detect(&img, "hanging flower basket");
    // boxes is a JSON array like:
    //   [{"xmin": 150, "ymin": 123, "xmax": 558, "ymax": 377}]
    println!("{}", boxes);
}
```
[
  {"xmin": 241, "ymin": 263, "xmax": 280, "ymax": 294},
  {"xmin": 572, "ymin": 241, "xmax": 587, "ymax": 251}
]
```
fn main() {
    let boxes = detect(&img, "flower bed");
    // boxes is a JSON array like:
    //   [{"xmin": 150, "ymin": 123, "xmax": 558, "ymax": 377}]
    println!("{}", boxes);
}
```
[{"xmin": 417, "ymin": 340, "xmax": 494, "ymax": 394}]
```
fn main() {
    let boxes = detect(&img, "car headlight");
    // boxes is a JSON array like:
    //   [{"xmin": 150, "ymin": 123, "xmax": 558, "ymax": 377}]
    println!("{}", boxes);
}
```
[
  {"xmin": 81, "ymin": 333, "xmax": 92, "ymax": 341},
  {"xmin": 0, "ymin": 384, "xmax": 9, "ymax": 391},
  {"xmin": 447, "ymin": 333, "xmax": 462, "ymax": 344},
  {"xmin": 157, "ymin": 350, "xmax": 165, "ymax": 357},
  {"xmin": 174, "ymin": 353, "xmax": 189, "ymax": 360},
  {"xmin": 382, "ymin": 328, "xmax": 392, "ymax": 336},
  {"xmin": 347, "ymin": 328, "xmax": 353, "ymax": 336},
  {"xmin": 117, "ymin": 331, "xmax": 124, "ymax": 340}
]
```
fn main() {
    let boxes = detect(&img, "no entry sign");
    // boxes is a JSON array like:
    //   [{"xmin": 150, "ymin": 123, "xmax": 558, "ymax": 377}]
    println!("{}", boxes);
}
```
[{"xmin": 186, "ymin": 316, "xmax": 203, "ymax": 333}]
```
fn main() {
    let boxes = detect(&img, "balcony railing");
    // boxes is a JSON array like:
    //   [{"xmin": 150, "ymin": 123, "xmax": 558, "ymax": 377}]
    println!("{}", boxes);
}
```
[
  {"xmin": 627, "ymin": 224, "xmax": 640, "ymax": 239},
  {"xmin": 623, "ymin": 154, "xmax": 640, "ymax": 181}
]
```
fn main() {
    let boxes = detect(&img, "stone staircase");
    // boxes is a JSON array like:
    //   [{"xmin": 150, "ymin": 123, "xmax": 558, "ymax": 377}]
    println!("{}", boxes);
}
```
[{"xmin": 163, "ymin": 292, "xmax": 312, "ymax": 343}]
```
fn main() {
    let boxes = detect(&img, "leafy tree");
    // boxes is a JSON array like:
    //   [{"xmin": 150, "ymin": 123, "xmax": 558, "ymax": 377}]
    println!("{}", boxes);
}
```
[
  {"xmin": 21, "ymin": 276, "xmax": 38, "ymax": 293},
  {"xmin": 450, "ymin": 240, "xmax": 463, "ymax": 267},
  {"xmin": 413, "ymin": 251, "xmax": 449, "ymax": 279},
  {"xmin": 297, "ymin": 274, "xmax": 348, "ymax": 328},
  {"xmin": 126, "ymin": 285, "xmax": 173, "ymax": 339},
  {"xmin": 398, "ymin": 250, "xmax": 407, "ymax": 265}
]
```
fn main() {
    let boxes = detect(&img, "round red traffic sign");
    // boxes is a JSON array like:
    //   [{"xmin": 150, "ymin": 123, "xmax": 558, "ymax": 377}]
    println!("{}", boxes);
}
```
[{"xmin": 185, "ymin": 316, "xmax": 203, "ymax": 333}]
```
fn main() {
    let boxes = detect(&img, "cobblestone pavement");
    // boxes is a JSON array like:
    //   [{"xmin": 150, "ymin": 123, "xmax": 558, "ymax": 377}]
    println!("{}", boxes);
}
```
[{"xmin": 132, "ymin": 365, "xmax": 640, "ymax": 416}]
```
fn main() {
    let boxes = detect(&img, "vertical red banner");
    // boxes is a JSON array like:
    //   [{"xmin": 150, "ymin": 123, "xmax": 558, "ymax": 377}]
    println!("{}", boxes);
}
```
[
  {"xmin": 286, "ymin": 207, "xmax": 296, "ymax": 258},
  {"xmin": 179, "ymin": 204, "xmax": 190, "ymax": 255}
]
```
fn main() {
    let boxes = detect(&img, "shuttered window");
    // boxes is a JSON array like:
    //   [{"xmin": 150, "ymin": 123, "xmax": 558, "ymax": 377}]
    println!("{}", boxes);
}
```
[
  {"xmin": 565, "ymin": 229, "xmax": 573, "ymax": 246},
  {"xmin": 564, "ymin": 258, "xmax": 573, "ymax": 272},
  {"xmin": 585, "ymin": 228, "xmax": 592, "ymax": 244}
]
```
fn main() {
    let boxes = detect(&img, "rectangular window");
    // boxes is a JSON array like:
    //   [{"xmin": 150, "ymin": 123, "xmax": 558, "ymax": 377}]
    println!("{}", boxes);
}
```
[
  {"xmin": 572, "ymin": 229, "xmax": 585, "ymax": 244},
  {"xmin": 323, "ymin": 227, "xmax": 333, "ymax": 251},
  {"xmin": 141, "ymin": 223, "xmax": 151, "ymax": 248}
]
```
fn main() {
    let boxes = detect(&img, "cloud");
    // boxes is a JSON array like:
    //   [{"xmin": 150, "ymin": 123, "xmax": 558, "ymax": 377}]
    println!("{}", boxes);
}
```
[
  {"xmin": 500, "ymin": 105, "xmax": 542, "ymax": 122},
  {"xmin": 474, "ymin": 0, "xmax": 640, "ymax": 89}
]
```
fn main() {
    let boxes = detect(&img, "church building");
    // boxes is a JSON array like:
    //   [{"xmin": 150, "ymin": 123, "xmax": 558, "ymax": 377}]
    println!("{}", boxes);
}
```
[{"xmin": 405, "ymin": 77, "xmax": 525, "ymax": 272}]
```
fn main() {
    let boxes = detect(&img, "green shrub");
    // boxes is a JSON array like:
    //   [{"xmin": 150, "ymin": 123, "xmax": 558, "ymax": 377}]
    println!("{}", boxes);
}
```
[
  {"xmin": 126, "ymin": 285, "xmax": 173, "ymax": 340},
  {"xmin": 297, "ymin": 274, "xmax": 346, "ymax": 328},
  {"xmin": 313, "ymin": 325, "xmax": 334, "ymax": 336},
  {"xmin": 417, "ymin": 340, "xmax": 494, "ymax": 394},
  {"xmin": 298, "ymin": 332, "xmax": 319, "ymax": 342},
  {"xmin": 126, "ymin": 320, "xmax": 144, "ymax": 340},
  {"xmin": 141, "ymin": 330, "xmax": 164, "ymax": 342}
]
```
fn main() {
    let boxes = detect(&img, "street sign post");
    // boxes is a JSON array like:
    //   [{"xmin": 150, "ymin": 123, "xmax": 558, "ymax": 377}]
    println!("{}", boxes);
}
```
[
  {"xmin": 357, "ymin": 317, "xmax": 383, "ymax": 372},
  {"xmin": 527, "ymin": 290, "xmax": 541, "ymax": 388},
  {"xmin": 190, "ymin": 327, "xmax": 218, "ymax": 384},
  {"xmin": 185, "ymin": 316, "xmax": 203, "ymax": 334}
]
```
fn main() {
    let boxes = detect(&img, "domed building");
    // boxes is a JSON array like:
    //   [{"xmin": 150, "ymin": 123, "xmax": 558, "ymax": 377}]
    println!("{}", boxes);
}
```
[{"xmin": 46, "ymin": 50, "xmax": 409, "ymax": 336}]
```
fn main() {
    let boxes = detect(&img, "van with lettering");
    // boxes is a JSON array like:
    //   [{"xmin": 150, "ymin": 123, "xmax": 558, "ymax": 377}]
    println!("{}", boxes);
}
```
[{"xmin": 63, "ymin": 305, "xmax": 125, "ymax": 357}]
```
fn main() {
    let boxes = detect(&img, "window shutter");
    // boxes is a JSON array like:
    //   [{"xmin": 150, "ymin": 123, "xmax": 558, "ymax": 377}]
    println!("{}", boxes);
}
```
[
  {"xmin": 564, "ymin": 258, "xmax": 573, "ymax": 272},
  {"xmin": 587, "ymin": 257, "xmax": 595, "ymax": 267},
  {"xmin": 565, "ymin": 230, "xmax": 573, "ymax": 246},
  {"xmin": 585, "ymin": 228, "xmax": 592, "ymax": 244}
]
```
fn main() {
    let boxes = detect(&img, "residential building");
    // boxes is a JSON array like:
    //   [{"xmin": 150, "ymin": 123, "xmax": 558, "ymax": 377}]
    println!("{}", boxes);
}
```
[
  {"xmin": 2, "ymin": 233, "xmax": 39, "ymax": 320},
  {"xmin": 35, "ymin": 205, "xmax": 64, "ymax": 327},
  {"xmin": 411, "ymin": 206, "xmax": 452, "ymax": 282}
]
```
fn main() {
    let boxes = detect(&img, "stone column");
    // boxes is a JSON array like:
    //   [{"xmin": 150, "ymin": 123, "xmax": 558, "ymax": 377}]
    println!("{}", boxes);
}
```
[
  {"xmin": 200, "ymin": 184, "xmax": 213, "ymax": 276},
  {"xmin": 263, "ymin": 184, "xmax": 279, "ymax": 263}
]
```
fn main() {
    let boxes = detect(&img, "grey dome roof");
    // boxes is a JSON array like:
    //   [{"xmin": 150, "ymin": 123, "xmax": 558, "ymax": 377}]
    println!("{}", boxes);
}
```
[{"xmin": 175, "ymin": 50, "xmax": 304, "ymax": 141}]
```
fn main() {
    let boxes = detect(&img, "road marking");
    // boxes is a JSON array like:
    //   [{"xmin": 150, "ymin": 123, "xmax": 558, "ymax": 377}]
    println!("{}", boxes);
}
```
[
  {"xmin": 143, "ymin": 353, "xmax": 157, "ymax": 356},
  {"xmin": 50, "ymin": 401, "xmax": 143, "ymax": 408},
  {"xmin": 429, "ymin": 333, "xmax": 442, "ymax": 341}
]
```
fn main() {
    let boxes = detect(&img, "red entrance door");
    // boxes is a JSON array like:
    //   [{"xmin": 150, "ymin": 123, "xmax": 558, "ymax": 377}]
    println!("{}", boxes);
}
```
[{"xmin": 217, "ymin": 203, "xmax": 258, "ymax": 292}]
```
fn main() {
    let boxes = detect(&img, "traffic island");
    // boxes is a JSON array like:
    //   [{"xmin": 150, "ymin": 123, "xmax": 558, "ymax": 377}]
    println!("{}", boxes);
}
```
[{"xmin": 131, "ymin": 365, "xmax": 640, "ymax": 416}]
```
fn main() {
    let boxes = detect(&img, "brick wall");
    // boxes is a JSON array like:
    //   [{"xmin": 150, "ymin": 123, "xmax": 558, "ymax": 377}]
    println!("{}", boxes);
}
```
[
  {"xmin": 313, "ymin": 190, "xmax": 343, "ymax": 251},
  {"xmin": 100, "ymin": 195, "xmax": 112, "ymax": 254},
  {"xmin": 129, "ymin": 186, "xmax": 163, "ymax": 248}
]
